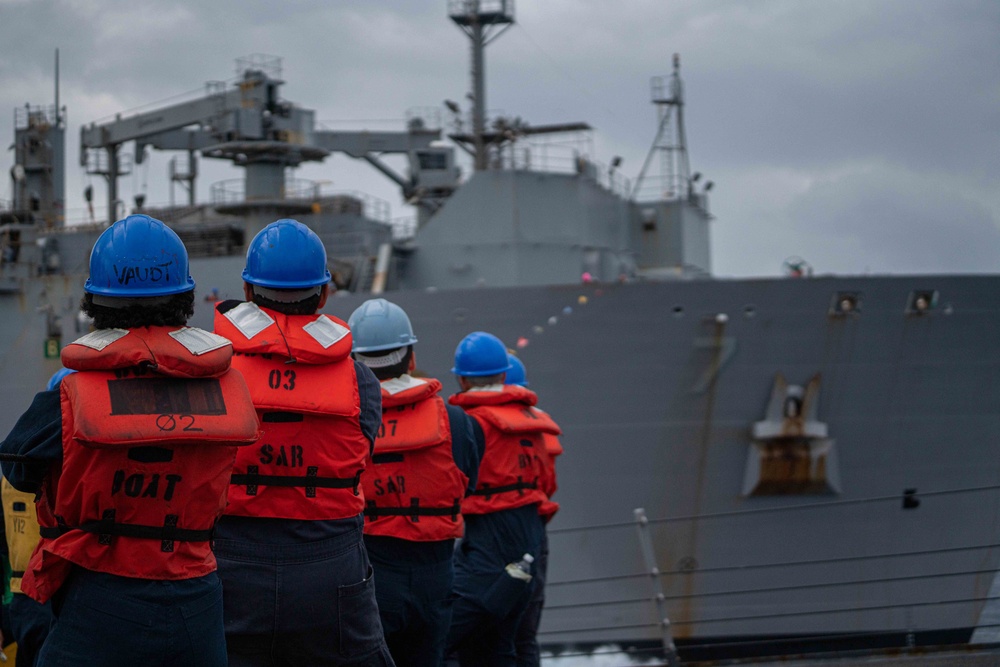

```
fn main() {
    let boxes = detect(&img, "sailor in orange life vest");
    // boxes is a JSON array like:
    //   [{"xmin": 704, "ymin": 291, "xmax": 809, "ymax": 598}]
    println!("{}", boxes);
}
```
[
  {"xmin": 0, "ymin": 368, "xmax": 73, "ymax": 667},
  {"xmin": 507, "ymin": 355, "xmax": 564, "ymax": 667},
  {"xmin": 347, "ymin": 299, "xmax": 484, "ymax": 667},
  {"xmin": 444, "ymin": 332, "xmax": 562, "ymax": 667},
  {"xmin": 212, "ymin": 219, "xmax": 394, "ymax": 666},
  {"xmin": 0, "ymin": 214, "xmax": 261, "ymax": 667}
]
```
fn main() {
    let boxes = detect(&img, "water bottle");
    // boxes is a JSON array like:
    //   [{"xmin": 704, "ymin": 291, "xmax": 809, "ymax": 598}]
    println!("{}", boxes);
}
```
[
  {"xmin": 484, "ymin": 553, "xmax": 534, "ymax": 616},
  {"xmin": 505, "ymin": 553, "xmax": 534, "ymax": 582}
]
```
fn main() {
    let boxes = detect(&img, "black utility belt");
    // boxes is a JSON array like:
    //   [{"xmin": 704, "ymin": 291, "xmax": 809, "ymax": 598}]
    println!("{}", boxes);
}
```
[
  {"xmin": 365, "ymin": 499, "xmax": 461, "ymax": 522},
  {"xmin": 40, "ymin": 510, "xmax": 212, "ymax": 553},
  {"xmin": 231, "ymin": 466, "xmax": 362, "ymax": 498},
  {"xmin": 470, "ymin": 479, "xmax": 538, "ymax": 498}
]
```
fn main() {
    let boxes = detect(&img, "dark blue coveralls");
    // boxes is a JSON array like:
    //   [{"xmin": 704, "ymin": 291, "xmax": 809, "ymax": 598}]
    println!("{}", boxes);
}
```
[
  {"xmin": 214, "ymin": 358, "xmax": 395, "ymax": 667},
  {"xmin": 513, "ymin": 530, "xmax": 549, "ymax": 667},
  {"xmin": 446, "ymin": 504, "xmax": 545, "ymax": 667},
  {"xmin": 363, "ymin": 404, "xmax": 484, "ymax": 667},
  {"xmin": 1, "ymin": 389, "xmax": 227, "ymax": 667},
  {"xmin": 0, "ymin": 483, "xmax": 55, "ymax": 667}
]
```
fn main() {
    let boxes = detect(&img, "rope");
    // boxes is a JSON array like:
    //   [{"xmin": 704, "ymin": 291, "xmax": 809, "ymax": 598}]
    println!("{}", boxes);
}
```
[
  {"xmin": 547, "ymin": 541, "xmax": 1000, "ymax": 588},
  {"xmin": 544, "ymin": 566, "xmax": 1000, "ymax": 611},
  {"xmin": 538, "ymin": 594, "xmax": 1000, "ymax": 636},
  {"xmin": 548, "ymin": 483, "xmax": 1000, "ymax": 535}
]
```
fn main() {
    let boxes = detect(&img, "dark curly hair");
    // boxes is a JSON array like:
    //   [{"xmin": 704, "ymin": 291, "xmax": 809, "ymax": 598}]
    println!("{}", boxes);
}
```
[
  {"xmin": 81, "ymin": 291, "xmax": 195, "ymax": 330},
  {"xmin": 248, "ymin": 289, "xmax": 322, "ymax": 316}
]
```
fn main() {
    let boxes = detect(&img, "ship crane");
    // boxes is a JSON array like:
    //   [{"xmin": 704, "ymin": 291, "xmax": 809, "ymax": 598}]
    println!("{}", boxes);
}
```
[{"xmin": 80, "ymin": 55, "xmax": 449, "ymax": 230}]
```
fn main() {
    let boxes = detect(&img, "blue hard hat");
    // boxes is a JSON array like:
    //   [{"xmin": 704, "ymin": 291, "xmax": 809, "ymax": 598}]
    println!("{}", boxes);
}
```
[
  {"xmin": 46, "ymin": 367, "xmax": 76, "ymax": 391},
  {"xmin": 452, "ymin": 331, "xmax": 512, "ymax": 377},
  {"xmin": 349, "ymin": 298, "xmax": 418, "ymax": 353},
  {"xmin": 243, "ymin": 219, "xmax": 331, "ymax": 289},
  {"xmin": 84, "ymin": 214, "xmax": 195, "ymax": 297},
  {"xmin": 505, "ymin": 354, "xmax": 529, "ymax": 387}
]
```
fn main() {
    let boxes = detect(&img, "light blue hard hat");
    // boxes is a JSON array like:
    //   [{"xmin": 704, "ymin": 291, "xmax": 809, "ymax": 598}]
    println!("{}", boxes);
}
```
[
  {"xmin": 348, "ymin": 298, "xmax": 418, "ymax": 353},
  {"xmin": 452, "ymin": 331, "xmax": 512, "ymax": 377},
  {"xmin": 242, "ymin": 219, "xmax": 331, "ymax": 289},
  {"xmin": 505, "ymin": 354, "xmax": 528, "ymax": 387},
  {"xmin": 47, "ymin": 367, "xmax": 76, "ymax": 391},
  {"xmin": 84, "ymin": 214, "xmax": 195, "ymax": 297}
]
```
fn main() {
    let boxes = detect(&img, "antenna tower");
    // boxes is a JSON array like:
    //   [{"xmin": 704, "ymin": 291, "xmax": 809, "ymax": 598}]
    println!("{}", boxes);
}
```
[
  {"xmin": 633, "ymin": 54, "xmax": 692, "ymax": 202},
  {"xmin": 448, "ymin": 0, "xmax": 515, "ymax": 171}
]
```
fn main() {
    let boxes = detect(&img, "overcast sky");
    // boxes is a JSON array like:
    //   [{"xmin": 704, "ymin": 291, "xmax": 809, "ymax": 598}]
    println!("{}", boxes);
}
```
[{"xmin": 1, "ymin": 0, "xmax": 997, "ymax": 278}]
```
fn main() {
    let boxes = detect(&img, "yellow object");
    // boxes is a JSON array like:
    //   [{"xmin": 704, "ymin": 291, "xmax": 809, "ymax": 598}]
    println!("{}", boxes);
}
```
[
  {"xmin": 2, "ymin": 477, "xmax": 41, "ymax": 595},
  {"xmin": 1, "ymin": 642, "xmax": 19, "ymax": 662}
]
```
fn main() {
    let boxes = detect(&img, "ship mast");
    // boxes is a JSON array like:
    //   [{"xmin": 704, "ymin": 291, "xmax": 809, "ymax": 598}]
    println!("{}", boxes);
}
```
[
  {"xmin": 633, "ymin": 54, "xmax": 706, "ymax": 202},
  {"xmin": 448, "ymin": 0, "xmax": 514, "ymax": 171}
]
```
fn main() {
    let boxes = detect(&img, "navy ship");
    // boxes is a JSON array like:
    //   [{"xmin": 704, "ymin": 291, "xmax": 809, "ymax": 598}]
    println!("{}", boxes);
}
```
[{"xmin": 2, "ymin": 1, "xmax": 999, "ymax": 663}]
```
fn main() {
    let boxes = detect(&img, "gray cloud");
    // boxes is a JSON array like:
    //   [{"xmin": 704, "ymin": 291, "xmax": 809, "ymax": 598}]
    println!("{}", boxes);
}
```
[{"xmin": 789, "ymin": 166, "xmax": 1000, "ymax": 274}]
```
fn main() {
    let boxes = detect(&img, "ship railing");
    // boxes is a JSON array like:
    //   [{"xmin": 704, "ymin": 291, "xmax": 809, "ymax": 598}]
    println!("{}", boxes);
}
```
[
  {"xmin": 56, "ymin": 192, "xmax": 394, "ymax": 229},
  {"xmin": 496, "ymin": 141, "xmax": 632, "ymax": 198},
  {"xmin": 14, "ymin": 105, "xmax": 61, "ymax": 130},
  {"xmin": 143, "ymin": 204, "xmax": 222, "ymax": 226},
  {"xmin": 56, "ymin": 206, "xmax": 93, "ymax": 227},
  {"xmin": 56, "ymin": 203, "xmax": 217, "ymax": 228},
  {"xmin": 540, "ymin": 595, "xmax": 1000, "ymax": 661},
  {"xmin": 1, "ymin": 204, "xmax": 80, "ymax": 228},
  {"xmin": 405, "ymin": 107, "xmax": 443, "ymax": 132},
  {"xmin": 391, "ymin": 217, "xmax": 418, "ymax": 241},
  {"xmin": 542, "ymin": 623, "xmax": 1000, "ymax": 667},
  {"xmin": 37, "ymin": 213, "xmax": 107, "ymax": 233},
  {"xmin": 632, "ymin": 171, "xmax": 714, "ymax": 208},
  {"xmin": 209, "ymin": 179, "xmax": 392, "ymax": 224},
  {"xmin": 538, "ymin": 482, "xmax": 1000, "ymax": 662},
  {"xmin": 210, "ymin": 177, "xmax": 331, "ymax": 205},
  {"xmin": 447, "ymin": 0, "xmax": 514, "ymax": 19},
  {"xmin": 331, "ymin": 190, "xmax": 392, "ymax": 224}
]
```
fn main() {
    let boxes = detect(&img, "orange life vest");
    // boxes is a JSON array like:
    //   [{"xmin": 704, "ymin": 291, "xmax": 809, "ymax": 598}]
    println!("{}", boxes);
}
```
[
  {"xmin": 449, "ymin": 385, "xmax": 559, "ymax": 516},
  {"xmin": 533, "ymin": 407, "xmax": 564, "ymax": 520},
  {"xmin": 214, "ymin": 302, "xmax": 370, "ymax": 520},
  {"xmin": 23, "ymin": 326, "xmax": 260, "ymax": 604},
  {"xmin": 362, "ymin": 375, "xmax": 468, "ymax": 542}
]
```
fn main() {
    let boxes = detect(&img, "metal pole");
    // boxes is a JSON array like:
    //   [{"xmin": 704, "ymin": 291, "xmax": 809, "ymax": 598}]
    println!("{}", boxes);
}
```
[
  {"xmin": 106, "ymin": 144, "xmax": 118, "ymax": 224},
  {"xmin": 471, "ymin": 17, "xmax": 487, "ymax": 171},
  {"xmin": 370, "ymin": 243, "xmax": 393, "ymax": 295},
  {"xmin": 55, "ymin": 49, "xmax": 60, "ymax": 125},
  {"xmin": 634, "ymin": 507, "xmax": 680, "ymax": 666},
  {"xmin": 188, "ymin": 149, "xmax": 197, "ymax": 206}
]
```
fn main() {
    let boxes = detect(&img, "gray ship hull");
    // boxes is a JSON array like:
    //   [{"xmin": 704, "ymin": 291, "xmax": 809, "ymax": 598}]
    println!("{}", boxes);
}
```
[{"xmin": 326, "ymin": 275, "xmax": 1000, "ymax": 659}]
